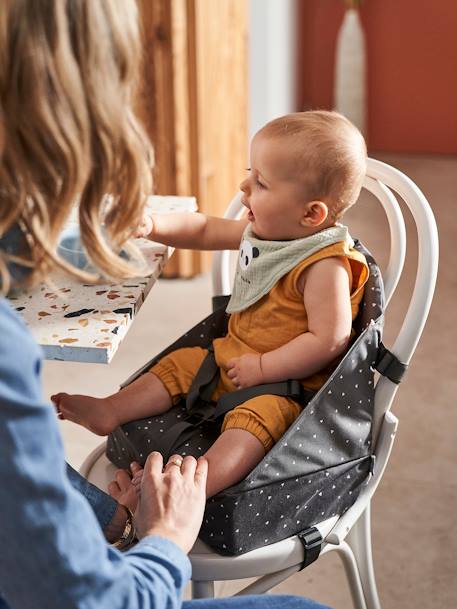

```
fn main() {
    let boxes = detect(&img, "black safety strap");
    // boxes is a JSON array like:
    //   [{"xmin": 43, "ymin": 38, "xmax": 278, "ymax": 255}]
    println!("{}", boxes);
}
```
[
  {"xmin": 297, "ymin": 527, "xmax": 322, "ymax": 570},
  {"xmin": 151, "ymin": 410, "xmax": 218, "ymax": 462},
  {"xmin": 151, "ymin": 345, "xmax": 219, "ymax": 459},
  {"xmin": 155, "ymin": 348, "xmax": 316, "ymax": 459},
  {"xmin": 212, "ymin": 295, "xmax": 230, "ymax": 312},
  {"xmin": 213, "ymin": 380, "xmax": 315, "ymax": 420},
  {"xmin": 375, "ymin": 342, "xmax": 408, "ymax": 384},
  {"xmin": 186, "ymin": 344, "xmax": 220, "ymax": 411}
]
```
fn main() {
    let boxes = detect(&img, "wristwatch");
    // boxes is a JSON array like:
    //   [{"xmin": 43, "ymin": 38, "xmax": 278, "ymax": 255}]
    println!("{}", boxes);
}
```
[{"xmin": 112, "ymin": 506, "xmax": 137, "ymax": 551}]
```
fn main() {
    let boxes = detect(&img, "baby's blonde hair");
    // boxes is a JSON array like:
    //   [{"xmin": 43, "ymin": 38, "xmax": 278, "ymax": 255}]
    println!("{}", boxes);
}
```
[
  {"xmin": 260, "ymin": 111, "xmax": 367, "ymax": 220},
  {"xmin": 0, "ymin": 0, "xmax": 153, "ymax": 293}
]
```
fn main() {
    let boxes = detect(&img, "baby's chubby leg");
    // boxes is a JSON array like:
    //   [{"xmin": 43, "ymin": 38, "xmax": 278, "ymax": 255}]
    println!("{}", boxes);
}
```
[
  {"xmin": 203, "ymin": 429, "xmax": 266, "ymax": 497},
  {"xmin": 130, "ymin": 431, "xmax": 265, "ymax": 499},
  {"xmin": 51, "ymin": 346, "xmax": 209, "ymax": 435},
  {"xmin": 121, "ymin": 395, "xmax": 299, "ymax": 498},
  {"xmin": 51, "ymin": 372, "xmax": 172, "ymax": 436},
  {"xmin": 202, "ymin": 395, "xmax": 300, "ymax": 496}
]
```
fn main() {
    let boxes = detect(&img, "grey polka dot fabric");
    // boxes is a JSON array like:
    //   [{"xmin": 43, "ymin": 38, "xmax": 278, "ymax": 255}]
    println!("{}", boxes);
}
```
[{"xmin": 106, "ymin": 241, "xmax": 383, "ymax": 555}]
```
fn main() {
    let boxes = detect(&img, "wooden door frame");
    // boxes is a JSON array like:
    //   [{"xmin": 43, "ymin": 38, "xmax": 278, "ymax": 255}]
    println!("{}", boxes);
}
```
[{"xmin": 136, "ymin": 0, "xmax": 248, "ymax": 277}]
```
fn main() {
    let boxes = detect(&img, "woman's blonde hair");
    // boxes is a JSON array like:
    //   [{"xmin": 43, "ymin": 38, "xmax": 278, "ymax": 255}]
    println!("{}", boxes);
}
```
[{"xmin": 0, "ymin": 0, "xmax": 153, "ymax": 293}]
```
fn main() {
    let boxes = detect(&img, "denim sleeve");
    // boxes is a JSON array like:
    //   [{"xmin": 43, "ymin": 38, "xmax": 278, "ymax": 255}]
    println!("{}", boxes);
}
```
[
  {"xmin": 66, "ymin": 463, "xmax": 117, "ymax": 530},
  {"xmin": 0, "ymin": 299, "xmax": 191, "ymax": 609}
]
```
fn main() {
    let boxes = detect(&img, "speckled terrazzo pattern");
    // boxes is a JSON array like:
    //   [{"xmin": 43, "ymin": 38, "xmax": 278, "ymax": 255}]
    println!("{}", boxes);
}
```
[
  {"xmin": 107, "ymin": 242, "xmax": 384, "ymax": 555},
  {"xmin": 10, "ymin": 278, "xmax": 156, "ymax": 363},
  {"xmin": 11, "ymin": 196, "xmax": 196, "ymax": 363}
]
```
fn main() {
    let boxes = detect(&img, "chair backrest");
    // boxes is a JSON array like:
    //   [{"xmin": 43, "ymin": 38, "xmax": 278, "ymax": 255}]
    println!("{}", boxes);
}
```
[{"xmin": 211, "ymin": 157, "xmax": 439, "ymax": 544}]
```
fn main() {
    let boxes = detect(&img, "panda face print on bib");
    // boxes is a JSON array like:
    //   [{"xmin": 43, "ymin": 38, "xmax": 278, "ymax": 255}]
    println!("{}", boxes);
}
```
[{"xmin": 239, "ymin": 239, "xmax": 260, "ymax": 271}]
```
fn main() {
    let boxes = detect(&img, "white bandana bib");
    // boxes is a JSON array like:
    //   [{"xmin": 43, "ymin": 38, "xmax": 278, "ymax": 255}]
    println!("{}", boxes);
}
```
[{"xmin": 226, "ymin": 224, "xmax": 354, "ymax": 313}]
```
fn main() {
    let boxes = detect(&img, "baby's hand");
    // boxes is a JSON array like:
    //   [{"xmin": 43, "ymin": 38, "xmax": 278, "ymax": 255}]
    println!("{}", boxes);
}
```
[
  {"xmin": 227, "ymin": 353, "xmax": 263, "ymax": 388},
  {"xmin": 132, "ymin": 466, "xmax": 143, "ymax": 496},
  {"xmin": 133, "ymin": 214, "xmax": 154, "ymax": 239}
]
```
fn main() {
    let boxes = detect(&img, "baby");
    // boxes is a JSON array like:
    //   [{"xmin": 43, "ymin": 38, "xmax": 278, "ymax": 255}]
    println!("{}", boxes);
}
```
[{"xmin": 53, "ymin": 110, "xmax": 369, "ymax": 498}]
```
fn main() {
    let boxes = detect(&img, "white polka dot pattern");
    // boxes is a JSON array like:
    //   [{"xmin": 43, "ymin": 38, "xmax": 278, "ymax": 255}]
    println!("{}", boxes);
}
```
[{"xmin": 107, "ymin": 242, "xmax": 383, "ymax": 556}]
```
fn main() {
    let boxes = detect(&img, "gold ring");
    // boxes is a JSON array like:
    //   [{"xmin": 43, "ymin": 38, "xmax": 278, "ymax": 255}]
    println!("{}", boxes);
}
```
[{"xmin": 169, "ymin": 458, "xmax": 183, "ymax": 468}]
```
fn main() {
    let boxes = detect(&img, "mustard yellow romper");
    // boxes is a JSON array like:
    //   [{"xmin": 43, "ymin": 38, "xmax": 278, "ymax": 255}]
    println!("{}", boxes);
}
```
[{"xmin": 150, "ymin": 241, "xmax": 369, "ymax": 452}]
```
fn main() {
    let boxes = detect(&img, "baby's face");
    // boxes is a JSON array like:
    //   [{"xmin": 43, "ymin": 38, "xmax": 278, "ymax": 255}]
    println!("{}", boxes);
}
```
[{"xmin": 239, "ymin": 133, "xmax": 313, "ymax": 240}]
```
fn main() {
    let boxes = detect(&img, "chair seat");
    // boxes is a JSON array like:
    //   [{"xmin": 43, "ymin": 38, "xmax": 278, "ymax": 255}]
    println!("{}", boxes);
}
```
[
  {"xmin": 82, "ymin": 446, "xmax": 337, "ymax": 580},
  {"xmin": 189, "ymin": 518, "xmax": 337, "ymax": 581}
]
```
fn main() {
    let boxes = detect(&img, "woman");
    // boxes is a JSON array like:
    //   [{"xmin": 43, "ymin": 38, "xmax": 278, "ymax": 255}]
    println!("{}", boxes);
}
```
[{"xmin": 0, "ymin": 2, "xmax": 330, "ymax": 609}]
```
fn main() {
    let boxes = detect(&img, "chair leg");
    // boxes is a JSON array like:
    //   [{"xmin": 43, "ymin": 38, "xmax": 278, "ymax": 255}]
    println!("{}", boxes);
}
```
[
  {"xmin": 192, "ymin": 581, "xmax": 215, "ymax": 599},
  {"xmin": 333, "ymin": 541, "xmax": 368, "ymax": 609},
  {"xmin": 345, "ymin": 503, "xmax": 382, "ymax": 609}
]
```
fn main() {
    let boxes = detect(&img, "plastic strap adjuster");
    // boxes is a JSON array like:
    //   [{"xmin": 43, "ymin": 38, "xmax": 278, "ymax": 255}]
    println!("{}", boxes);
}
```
[
  {"xmin": 297, "ymin": 527, "xmax": 322, "ymax": 570},
  {"xmin": 375, "ymin": 342, "xmax": 408, "ymax": 384}
]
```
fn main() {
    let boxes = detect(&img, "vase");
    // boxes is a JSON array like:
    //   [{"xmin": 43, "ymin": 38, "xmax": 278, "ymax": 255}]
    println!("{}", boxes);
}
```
[{"xmin": 334, "ymin": 8, "xmax": 366, "ymax": 134}]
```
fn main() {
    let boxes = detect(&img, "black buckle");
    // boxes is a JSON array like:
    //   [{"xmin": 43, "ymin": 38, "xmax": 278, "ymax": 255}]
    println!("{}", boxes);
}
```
[
  {"xmin": 297, "ymin": 527, "xmax": 322, "ymax": 570},
  {"xmin": 375, "ymin": 343, "xmax": 408, "ymax": 384},
  {"xmin": 370, "ymin": 454, "xmax": 376, "ymax": 476},
  {"xmin": 185, "ymin": 411, "xmax": 208, "ymax": 426},
  {"xmin": 287, "ymin": 379, "xmax": 315, "ymax": 404},
  {"xmin": 285, "ymin": 379, "xmax": 304, "ymax": 400},
  {"xmin": 286, "ymin": 379, "xmax": 298, "ymax": 394}
]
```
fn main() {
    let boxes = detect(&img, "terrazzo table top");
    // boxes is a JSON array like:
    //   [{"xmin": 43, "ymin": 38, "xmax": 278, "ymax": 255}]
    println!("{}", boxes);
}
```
[{"xmin": 10, "ymin": 196, "xmax": 196, "ymax": 364}]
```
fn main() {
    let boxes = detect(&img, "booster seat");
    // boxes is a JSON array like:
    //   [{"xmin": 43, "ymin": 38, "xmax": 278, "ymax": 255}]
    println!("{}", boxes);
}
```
[{"xmin": 106, "ymin": 240, "xmax": 383, "ymax": 557}]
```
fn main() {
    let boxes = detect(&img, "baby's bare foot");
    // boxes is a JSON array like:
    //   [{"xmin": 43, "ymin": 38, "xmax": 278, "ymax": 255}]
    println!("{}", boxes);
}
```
[
  {"xmin": 131, "ymin": 463, "xmax": 143, "ymax": 495},
  {"xmin": 108, "ymin": 463, "xmax": 143, "ymax": 514},
  {"xmin": 51, "ymin": 392, "xmax": 118, "ymax": 436},
  {"xmin": 104, "ymin": 464, "xmax": 142, "ymax": 542}
]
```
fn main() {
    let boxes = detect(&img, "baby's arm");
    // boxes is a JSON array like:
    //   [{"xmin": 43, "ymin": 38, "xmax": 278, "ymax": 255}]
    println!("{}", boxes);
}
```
[
  {"xmin": 227, "ymin": 257, "xmax": 353, "ymax": 387},
  {"xmin": 136, "ymin": 212, "xmax": 248, "ymax": 251}
]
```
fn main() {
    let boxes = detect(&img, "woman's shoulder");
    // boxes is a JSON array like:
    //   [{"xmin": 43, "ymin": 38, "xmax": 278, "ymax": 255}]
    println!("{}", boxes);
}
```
[{"xmin": 0, "ymin": 297, "xmax": 43, "ymax": 398}]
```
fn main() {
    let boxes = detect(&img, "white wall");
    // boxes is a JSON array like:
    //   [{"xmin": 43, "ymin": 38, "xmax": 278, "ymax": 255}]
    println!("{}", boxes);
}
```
[{"xmin": 248, "ymin": 0, "xmax": 298, "ymax": 138}]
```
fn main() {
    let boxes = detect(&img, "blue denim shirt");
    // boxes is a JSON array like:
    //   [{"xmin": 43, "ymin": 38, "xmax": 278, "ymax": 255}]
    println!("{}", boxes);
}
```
[{"xmin": 0, "ymin": 297, "xmax": 191, "ymax": 609}]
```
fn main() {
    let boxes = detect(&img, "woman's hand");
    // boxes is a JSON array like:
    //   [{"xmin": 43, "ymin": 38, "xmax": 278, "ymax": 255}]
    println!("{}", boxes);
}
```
[
  {"xmin": 227, "ymin": 353, "xmax": 263, "ymax": 388},
  {"xmin": 135, "ymin": 452, "xmax": 208, "ymax": 554}
]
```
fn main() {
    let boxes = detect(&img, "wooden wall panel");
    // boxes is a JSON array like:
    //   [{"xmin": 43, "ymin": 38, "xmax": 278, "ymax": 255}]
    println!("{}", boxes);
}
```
[
  {"xmin": 193, "ymin": 0, "xmax": 248, "ymax": 269},
  {"xmin": 135, "ymin": 0, "xmax": 248, "ymax": 276},
  {"xmin": 136, "ymin": 0, "xmax": 176, "ymax": 194}
]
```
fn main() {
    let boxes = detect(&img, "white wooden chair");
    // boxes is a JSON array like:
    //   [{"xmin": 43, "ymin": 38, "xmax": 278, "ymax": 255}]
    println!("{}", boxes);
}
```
[{"xmin": 80, "ymin": 158, "xmax": 439, "ymax": 609}]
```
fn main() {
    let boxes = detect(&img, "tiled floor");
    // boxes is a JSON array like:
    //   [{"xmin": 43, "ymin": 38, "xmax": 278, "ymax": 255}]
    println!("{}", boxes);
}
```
[{"xmin": 42, "ymin": 154, "xmax": 457, "ymax": 609}]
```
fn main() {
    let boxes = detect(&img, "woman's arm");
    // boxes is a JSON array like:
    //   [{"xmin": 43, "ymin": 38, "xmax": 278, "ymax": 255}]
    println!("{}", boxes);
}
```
[
  {"xmin": 66, "ymin": 464, "xmax": 138, "ymax": 544},
  {"xmin": 137, "ymin": 212, "xmax": 248, "ymax": 251},
  {"xmin": 0, "ymin": 300, "xmax": 203, "ymax": 609},
  {"xmin": 66, "ymin": 464, "xmax": 118, "ymax": 532}
]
